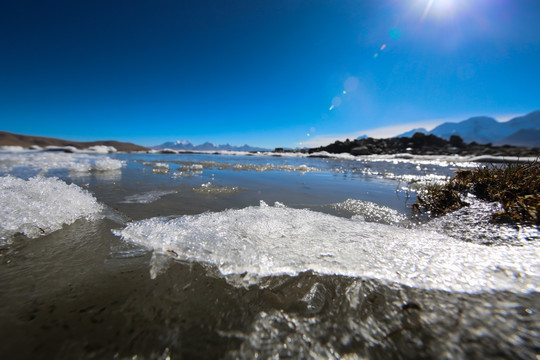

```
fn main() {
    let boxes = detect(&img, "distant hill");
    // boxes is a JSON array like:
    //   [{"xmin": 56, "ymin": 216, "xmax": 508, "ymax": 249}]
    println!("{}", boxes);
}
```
[
  {"xmin": 495, "ymin": 129, "xmax": 540, "ymax": 147},
  {"xmin": 0, "ymin": 131, "xmax": 149, "ymax": 152},
  {"xmin": 154, "ymin": 140, "xmax": 269, "ymax": 152},
  {"xmin": 395, "ymin": 110, "xmax": 540, "ymax": 147},
  {"xmin": 395, "ymin": 128, "xmax": 428, "ymax": 138}
]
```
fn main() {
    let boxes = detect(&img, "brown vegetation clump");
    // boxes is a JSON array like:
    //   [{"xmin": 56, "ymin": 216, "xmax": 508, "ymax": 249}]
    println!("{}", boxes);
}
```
[{"xmin": 412, "ymin": 160, "xmax": 540, "ymax": 225}]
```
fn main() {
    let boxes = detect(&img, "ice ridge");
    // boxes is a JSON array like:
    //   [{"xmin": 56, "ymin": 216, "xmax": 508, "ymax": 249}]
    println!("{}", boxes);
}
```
[{"xmin": 114, "ymin": 202, "xmax": 540, "ymax": 293}]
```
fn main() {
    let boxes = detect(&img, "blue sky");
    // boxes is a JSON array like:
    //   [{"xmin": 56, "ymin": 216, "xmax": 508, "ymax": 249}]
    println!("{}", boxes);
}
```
[{"xmin": 1, "ymin": 0, "xmax": 539, "ymax": 148}]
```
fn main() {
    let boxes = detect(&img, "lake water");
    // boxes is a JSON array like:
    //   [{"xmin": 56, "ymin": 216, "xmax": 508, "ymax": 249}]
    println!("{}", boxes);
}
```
[{"xmin": 1, "ymin": 150, "xmax": 538, "ymax": 359}]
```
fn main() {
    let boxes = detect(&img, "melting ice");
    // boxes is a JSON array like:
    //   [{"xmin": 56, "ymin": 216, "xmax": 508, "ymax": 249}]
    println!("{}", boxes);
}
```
[
  {"xmin": 120, "ymin": 190, "xmax": 177, "ymax": 204},
  {"xmin": 114, "ymin": 202, "xmax": 540, "ymax": 293},
  {"xmin": 0, "ymin": 151, "xmax": 124, "ymax": 174},
  {"xmin": 0, "ymin": 175, "xmax": 103, "ymax": 240}
]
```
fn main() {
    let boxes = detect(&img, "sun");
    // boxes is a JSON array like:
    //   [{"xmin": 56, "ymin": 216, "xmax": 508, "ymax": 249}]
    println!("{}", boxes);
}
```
[{"xmin": 421, "ymin": 0, "xmax": 461, "ymax": 20}]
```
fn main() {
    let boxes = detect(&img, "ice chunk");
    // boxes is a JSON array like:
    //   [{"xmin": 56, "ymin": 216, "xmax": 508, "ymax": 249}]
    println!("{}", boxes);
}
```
[
  {"xmin": 85, "ymin": 145, "xmax": 117, "ymax": 153},
  {"xmin": 113, "ymin": 203, "xmax": 540, "ymax": 293},
  {"xmin": 0, "ymin": 176, "xmax": 103, "ymax": 240},
  {"xmin": 147, "ymin": 162, "xmax": 170, "ymax": 174},
  {"xmin": 93, "ymin": 158, "xmax": 123, "ymax": 171}
]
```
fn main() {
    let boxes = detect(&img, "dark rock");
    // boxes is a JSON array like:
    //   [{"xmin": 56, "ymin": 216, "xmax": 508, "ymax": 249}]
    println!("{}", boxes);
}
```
[
  {"xmin": 351, "ymin": 146, "xmax": 371, "ymax": 155},
  {"xmin": 449, "ymin": 135, "xmax": 465, "ymax": 148},
  {"xmin": 308, "ymin": 132, "xmax": 540, "ymax": 157}
]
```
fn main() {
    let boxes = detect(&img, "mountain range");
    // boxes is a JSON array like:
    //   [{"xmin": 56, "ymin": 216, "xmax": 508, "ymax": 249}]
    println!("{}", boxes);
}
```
[
  {"xmin": 394, "ymin": 110, "xmax": 540, "ymax": 147},
  {"xmin": 153, "ymin": 140, "xmax": 269, "ymax": 152}
]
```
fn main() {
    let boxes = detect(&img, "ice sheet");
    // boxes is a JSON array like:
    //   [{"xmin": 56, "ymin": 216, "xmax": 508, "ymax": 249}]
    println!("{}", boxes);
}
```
[
  {"xmin": 0, "ymin": 151, "xmax": 124, "ymax": 174},
  {"xmin": 0, "ymin": 176, "xmax": 103, "ymax": 240},
  {"xmin": 114, "ymin": 202, "xmax": 540, "ymax": 293}
]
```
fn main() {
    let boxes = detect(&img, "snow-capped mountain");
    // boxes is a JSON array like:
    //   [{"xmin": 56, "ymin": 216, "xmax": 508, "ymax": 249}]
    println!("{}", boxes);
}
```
[
  {"xmin": 153, "ymin": 140, "xmax": 269, "ymax": 152},
  {"xmin": 395, "ymin": 110, "xmax": 540, "ymax": 147}
]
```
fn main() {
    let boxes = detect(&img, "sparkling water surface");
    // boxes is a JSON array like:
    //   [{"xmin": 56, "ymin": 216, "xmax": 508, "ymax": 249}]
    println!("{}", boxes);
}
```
[{"xmin": 0, "ymin": 150, "xmax": 538, "ymax": 359}]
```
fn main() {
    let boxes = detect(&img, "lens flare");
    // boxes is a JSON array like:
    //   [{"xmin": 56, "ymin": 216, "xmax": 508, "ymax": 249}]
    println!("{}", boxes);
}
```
[
  {"xmin": 344, "ymin": 77, "xmax": 359, "ymax": 92},
  {"xmin": 389, "ymin": 27, "xmax": 402, "ymax": 39}
]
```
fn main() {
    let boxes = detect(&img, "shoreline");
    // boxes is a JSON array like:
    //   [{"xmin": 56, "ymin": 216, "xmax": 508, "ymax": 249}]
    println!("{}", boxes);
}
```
[{"xmin": 1, "ymin": 130, "xmax": 539, "ymax": 162}]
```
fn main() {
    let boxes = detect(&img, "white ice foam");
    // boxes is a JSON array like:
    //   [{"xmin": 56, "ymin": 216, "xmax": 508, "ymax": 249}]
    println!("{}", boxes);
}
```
[
  {"xmin": 0, "ymin": 176, "xmax": 103, "ymax": 240},
  {"xmin": 114, "ymin": 202, "xmax": 540, "ymax": 293}
]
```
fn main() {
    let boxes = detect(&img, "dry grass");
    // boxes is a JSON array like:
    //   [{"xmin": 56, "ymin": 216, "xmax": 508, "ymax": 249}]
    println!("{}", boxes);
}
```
[{"xmin": 412, "ymin": 159, "xmax": 540, "ymax": 225}]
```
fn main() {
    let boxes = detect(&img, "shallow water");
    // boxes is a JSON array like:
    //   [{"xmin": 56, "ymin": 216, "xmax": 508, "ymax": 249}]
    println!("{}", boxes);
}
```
[{"xmin": 0, "ymin": 150, "xmax": 538, "ymax": 359}]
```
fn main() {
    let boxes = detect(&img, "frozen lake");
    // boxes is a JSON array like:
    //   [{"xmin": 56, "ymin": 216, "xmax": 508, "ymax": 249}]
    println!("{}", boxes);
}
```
[{"xmin": 1, "ymin": 150, "xmax": 538, "ymax": 359}]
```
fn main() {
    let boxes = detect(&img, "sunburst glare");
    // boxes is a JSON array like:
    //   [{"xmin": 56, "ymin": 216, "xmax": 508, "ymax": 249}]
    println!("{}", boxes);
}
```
[{"xmin": 421, "ymin": 0, "xmax": 463, "ymax": 21}]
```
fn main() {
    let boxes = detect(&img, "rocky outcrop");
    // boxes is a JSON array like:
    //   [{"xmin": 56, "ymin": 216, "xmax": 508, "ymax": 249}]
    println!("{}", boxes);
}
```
[{"xmin": 308, "ymin": 133, "xmax": 540, "ymax": 157}]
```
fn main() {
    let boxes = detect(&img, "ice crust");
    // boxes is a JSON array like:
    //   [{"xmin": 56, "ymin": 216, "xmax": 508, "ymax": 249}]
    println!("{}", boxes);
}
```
[
  {"xmin": 114, "ymin": 202, "xmax": 540, "ymax": 293},
  {"xmin": 0, "ymin": 151, "xmax": 124, "ymax": 174},
  {"xmin": 173, "ymin": 160, "xmax": 317, "ymax": 173},
  {"xmin": 425, "ymin": 194, "xmax": 540, "ymax": 245},
  {"xmin": 152, "ymin": 148, "xmax": 529, "ymax": 165},
  {"xmin": 330, "ymin": 199, "xmax": 407, "ymax": 225},
  {"xmin": 0, "ymin": 176, "xmax": 103, "ymax": 240}
]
